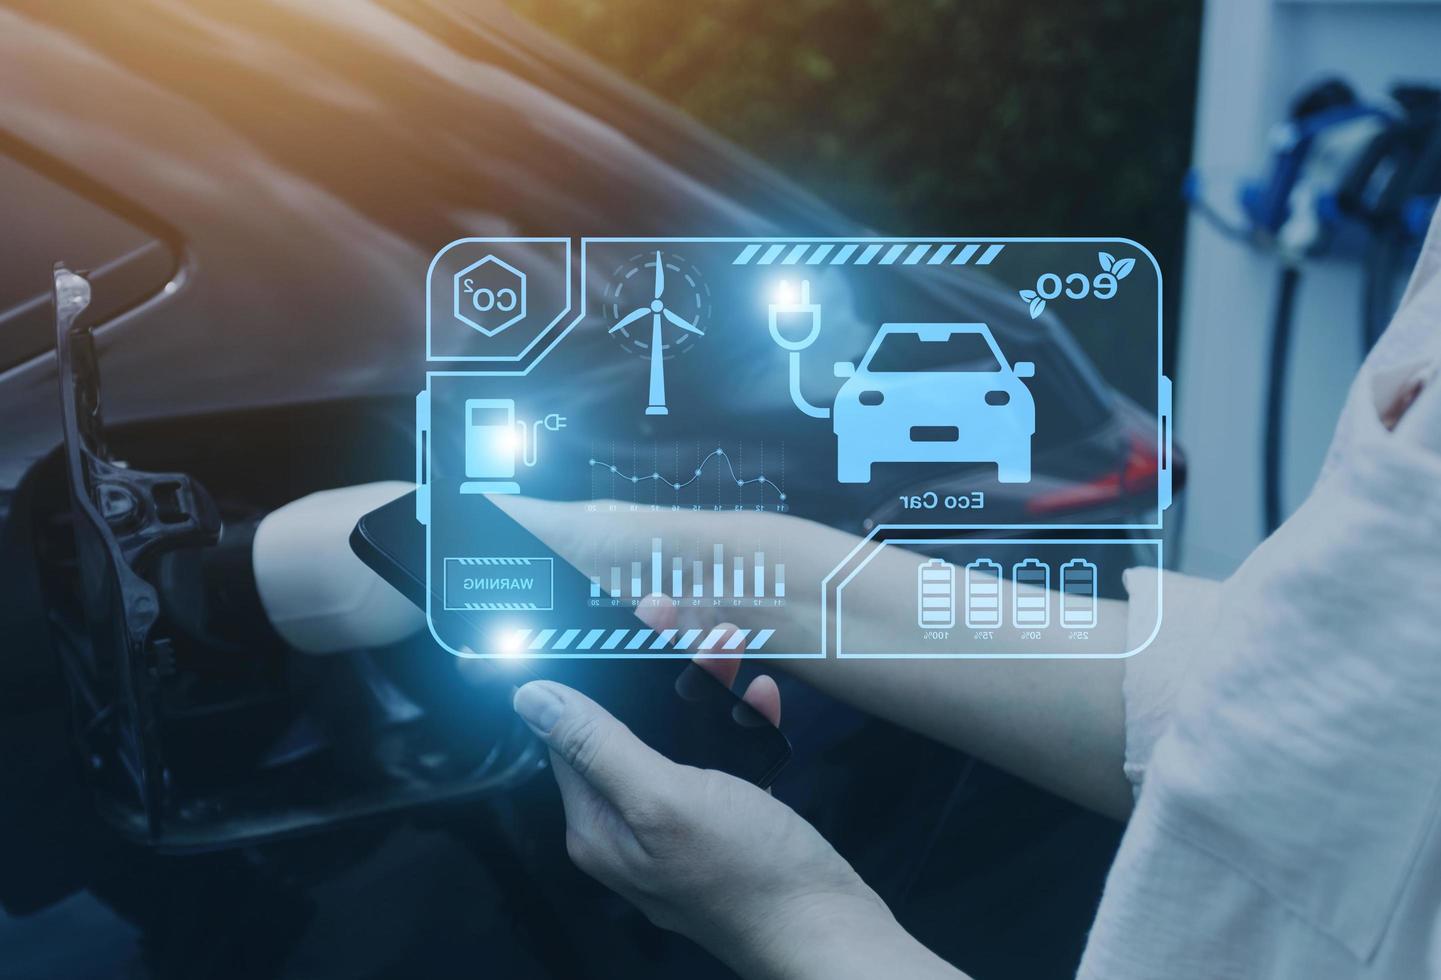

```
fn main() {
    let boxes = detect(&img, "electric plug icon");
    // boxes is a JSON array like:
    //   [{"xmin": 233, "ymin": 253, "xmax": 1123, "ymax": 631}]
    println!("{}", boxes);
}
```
[
  {"xmin": 769, "ymin": 279, "xmax": 832, "ymax": 419},
  {"xmin": 768, "ymin": 279, "xmax": 823, "ymax": 352}
]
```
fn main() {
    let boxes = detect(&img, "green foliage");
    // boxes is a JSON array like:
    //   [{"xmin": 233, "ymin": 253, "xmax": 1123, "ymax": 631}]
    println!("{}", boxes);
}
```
[{"xmin": 504, "ymin": 0, "xmax": 1201, "ymax": 264}]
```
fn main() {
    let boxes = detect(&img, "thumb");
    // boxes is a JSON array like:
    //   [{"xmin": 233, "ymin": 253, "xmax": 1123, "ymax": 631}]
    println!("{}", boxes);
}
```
[{"xmin": 512, "ymin": 680, "xmax": 675, "ymax": 812}]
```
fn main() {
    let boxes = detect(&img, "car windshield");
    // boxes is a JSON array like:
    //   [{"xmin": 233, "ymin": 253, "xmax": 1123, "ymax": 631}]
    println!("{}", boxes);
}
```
[{"xmin": 863, "ymin": 330, "xmax": 1003, "ymax": 372}]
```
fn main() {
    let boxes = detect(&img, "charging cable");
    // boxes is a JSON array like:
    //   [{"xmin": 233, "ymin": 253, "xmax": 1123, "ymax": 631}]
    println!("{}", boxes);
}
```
[
  {"xmin": 768, "ymin": 279, "xmax": 830, "ymax": 419},
  {"xmin": 517, "ymin": 413, "xmax": 566, "ymax": 467}
]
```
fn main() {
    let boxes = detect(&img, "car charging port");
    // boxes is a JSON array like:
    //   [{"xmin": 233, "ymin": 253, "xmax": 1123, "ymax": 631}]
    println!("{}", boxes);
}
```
[{"xmin": 32, "ymin": 265, "xmax": 541, "ymax": 851}]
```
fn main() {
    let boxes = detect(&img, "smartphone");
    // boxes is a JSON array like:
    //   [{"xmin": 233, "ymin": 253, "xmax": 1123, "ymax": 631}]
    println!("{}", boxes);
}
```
[{"xmin": 351, "ymin": 491, "xmax": 792, "ymax": 787}]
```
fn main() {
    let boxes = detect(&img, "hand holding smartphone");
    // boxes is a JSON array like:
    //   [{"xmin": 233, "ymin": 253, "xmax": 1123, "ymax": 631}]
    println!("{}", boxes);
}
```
[{"xmin": 351, "ymin": 490, "xmax": 792, "ymax": 786}]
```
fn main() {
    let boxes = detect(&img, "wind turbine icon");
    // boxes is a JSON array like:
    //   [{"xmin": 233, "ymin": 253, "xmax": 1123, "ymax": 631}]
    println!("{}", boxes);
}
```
[{"xmin": 608, "ymin": 250, "xmax": 705, "ymax": 416}]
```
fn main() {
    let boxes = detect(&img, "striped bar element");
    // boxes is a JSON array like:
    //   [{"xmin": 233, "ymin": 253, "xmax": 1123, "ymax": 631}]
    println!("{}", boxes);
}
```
[
  {"xmin": 576, "ymin": 628, "xmax": 606, "ymax": 650},
  {"xmin": 450, "ymin": 557, "xmax": 534, "ymax": 565},
  {"xmin": 733, "ymin": 242, "xmax": 1005, "ymax": 267},
  {"xmin": 805, "ymin": 243, "xmax": 834, "ymax": 265},
  {"xmin": 855, "ymin": 244, "xmax": 883, "ymax": 265},
  {"xmin": 493, "ymin": 627, "xmax": 789, "ymax": 653}
]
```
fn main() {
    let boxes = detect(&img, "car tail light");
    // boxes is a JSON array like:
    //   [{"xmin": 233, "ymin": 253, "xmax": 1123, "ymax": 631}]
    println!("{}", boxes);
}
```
[{"xmin": 1025, "ymin": 430, "xmax": 1161, "ymax": 515}]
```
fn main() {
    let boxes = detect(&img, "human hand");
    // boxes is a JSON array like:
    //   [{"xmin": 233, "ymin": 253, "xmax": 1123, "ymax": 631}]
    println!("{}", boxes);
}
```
[{"xmin": 509, "ymin": 613, "xmax": 956, "ymax": 979}]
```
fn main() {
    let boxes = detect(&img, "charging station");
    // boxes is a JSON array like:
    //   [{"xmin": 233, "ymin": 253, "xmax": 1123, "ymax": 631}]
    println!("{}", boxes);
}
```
[{"xmin": 1176, "ymin": 0, "xmax": 1441, "ymax": 577}]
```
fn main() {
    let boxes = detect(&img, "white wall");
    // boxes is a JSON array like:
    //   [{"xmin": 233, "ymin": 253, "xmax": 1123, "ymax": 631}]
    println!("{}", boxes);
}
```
[{"xmin": 1175, "ymin": 0, "xmax": 1441, "ymax": 577}]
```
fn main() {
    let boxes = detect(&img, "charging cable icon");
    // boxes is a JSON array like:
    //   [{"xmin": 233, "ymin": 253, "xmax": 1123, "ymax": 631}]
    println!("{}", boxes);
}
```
[{"xmin": 768, "ymin": 280, "xmax": 831, "ymax": 419}]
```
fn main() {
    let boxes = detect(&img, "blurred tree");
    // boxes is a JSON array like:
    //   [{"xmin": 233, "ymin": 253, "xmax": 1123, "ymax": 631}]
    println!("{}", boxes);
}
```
[
  {"xmin": 503, "ymin": 0, "xmax": 1201, "ymax": 271},
  {"xmin": 505, "ymin": 0, "xmax": 1199, "ymax": 394}
]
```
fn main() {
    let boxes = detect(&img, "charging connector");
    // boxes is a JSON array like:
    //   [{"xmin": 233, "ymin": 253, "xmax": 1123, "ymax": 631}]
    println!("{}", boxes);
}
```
[
  {"xmin": 517, "ymin": 413, "xmax": 567, "ymax": 468},
  {"xmin": 768, "ymin": 280, "xmax": 831, "ymax": 419}
]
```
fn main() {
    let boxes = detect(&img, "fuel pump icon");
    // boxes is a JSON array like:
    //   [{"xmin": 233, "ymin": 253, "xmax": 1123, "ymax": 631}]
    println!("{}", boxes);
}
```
[
  {"xmin": 462, "ymin": 399, "xmax": 521, "ymax": 494},
  {"xmin": 410, "ymin": 386, "xmax": 570, "ymax": 525},
  {"xmin": 458, "ymin": 398, "xmax": 567, "ymax": 495}
]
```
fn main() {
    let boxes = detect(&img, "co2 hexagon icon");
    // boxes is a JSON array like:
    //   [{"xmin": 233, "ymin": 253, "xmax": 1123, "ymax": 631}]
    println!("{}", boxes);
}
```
[
  {"xmin": 427, "ymin": 238, "xmax": 571, "ymax": 366},
  {"xmin": 454, "ymin": 255, "xmax": 526, "ymax": 337}
]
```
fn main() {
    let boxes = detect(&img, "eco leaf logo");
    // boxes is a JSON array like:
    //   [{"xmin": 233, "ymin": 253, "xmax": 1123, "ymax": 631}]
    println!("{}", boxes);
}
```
[
  {"xmin": 1018, "ymin": 250, "xmax": 1135, "ymax": 319},
  {"xmin": 1098, "ymin": 251, "xmax": 1136, "ymax": 280},
  {"xmin": 1018, "ymin": 287, "xmax": 1047, "ymax": 320}
]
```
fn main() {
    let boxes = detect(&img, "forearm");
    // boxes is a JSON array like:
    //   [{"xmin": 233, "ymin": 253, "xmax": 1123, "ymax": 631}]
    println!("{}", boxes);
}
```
[
  {"xmin": 771, "ymin": 649, "xmax": 1131, "ymax": 820},
  {"xmin": 500, "ymin": 498, "xmax": 1134, "ymax": 818},
  {"xmin": 728, "ymin": 894, "xmax": 969, "ymax": 980},
  {"xmin": 761, "ymin": 532, "xmax": 1133, "ymax": 819}
]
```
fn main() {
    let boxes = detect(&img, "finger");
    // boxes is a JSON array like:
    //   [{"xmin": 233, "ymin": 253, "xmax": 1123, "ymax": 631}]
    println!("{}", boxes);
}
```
[
  {"xmin": 489, "ymin": 495, "xmax": 597, "ymax": 576},
  {"xmin": 1381, "ymin": 376, "xmax": 1425, "ymax": 430},
  {"xmin": 636, "ymin": 592, "xmax": 678, "ymax": 631},
  {"xmin": 512, "ymin": 680, "xmax": 675, "ymax": 815},
  {"xmin": 741, "ymin": 674, "xmax": 782, "ymax": 726},
  {"xmin": 693, "ymin": 622, "xmax": 743, "ymax": 688},
  {"xmin": 1395, "ymin": 375, "xmax": 1441, "ymax": 453}
]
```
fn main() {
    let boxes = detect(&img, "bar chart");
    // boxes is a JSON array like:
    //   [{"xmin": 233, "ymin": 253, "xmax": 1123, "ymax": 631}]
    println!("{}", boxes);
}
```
[{"xmin": 590, "ymin": 537, "xmax": 786, "ymax": 604}]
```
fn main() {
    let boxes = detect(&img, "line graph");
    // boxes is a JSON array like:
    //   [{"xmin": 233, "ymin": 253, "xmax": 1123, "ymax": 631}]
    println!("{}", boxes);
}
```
[{"xmin": 588, "ymin": 445, "xmax": 787, "ymax": 504}]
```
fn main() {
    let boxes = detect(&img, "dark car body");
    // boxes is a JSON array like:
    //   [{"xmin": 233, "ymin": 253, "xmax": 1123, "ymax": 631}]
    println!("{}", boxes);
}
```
[{"xmin": 0, "ymin": 3, "xmax": 1164, "ymax": 978}]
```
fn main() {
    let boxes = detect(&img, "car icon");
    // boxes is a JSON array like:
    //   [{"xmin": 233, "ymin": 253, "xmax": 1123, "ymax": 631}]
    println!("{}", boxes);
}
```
[{"xmin": 831, "ymin": 322, "xmax": 1036, "ymax": 484}]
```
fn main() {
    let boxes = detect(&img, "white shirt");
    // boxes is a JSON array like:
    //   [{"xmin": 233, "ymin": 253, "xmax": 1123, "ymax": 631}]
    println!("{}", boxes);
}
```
[{"xmin": 1079, "ymin": 209, "xmax": 1441, "ymax": 978}]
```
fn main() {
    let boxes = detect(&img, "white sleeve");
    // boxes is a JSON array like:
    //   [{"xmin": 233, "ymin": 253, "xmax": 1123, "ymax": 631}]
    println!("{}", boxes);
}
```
[{"xmin": 1119, "ymin": 567, "xmax": 1223, "ymax": 794}]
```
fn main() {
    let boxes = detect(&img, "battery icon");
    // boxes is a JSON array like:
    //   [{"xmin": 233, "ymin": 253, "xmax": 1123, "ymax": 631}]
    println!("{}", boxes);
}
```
[
  {"xmin": 917, "ymin": 559, "xmax": 956, "ymax": 629},
  {"xmin": 964, "ymin": 559, "xmax": 1003, "ymax": 629},
  {"xmin": 1060, "ymin": 558, "xmax": 1098, "ymax": 629},
  {"xmin": 1012, "ymin": 558, "xmax": 1050, "ymax": 628}
]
